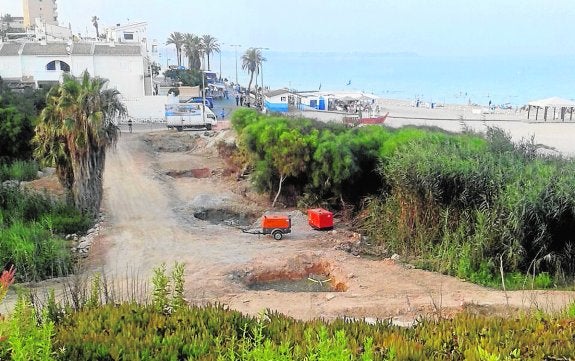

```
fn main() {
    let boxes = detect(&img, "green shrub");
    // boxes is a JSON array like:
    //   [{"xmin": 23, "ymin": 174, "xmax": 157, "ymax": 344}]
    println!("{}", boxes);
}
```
[
  {"xmin": 0, "ymin": 186, "xmax": 88, "ymax": 282},
  {"xmin": 0, "ymin": 220, "xmax": 72, "ymax": 282},
  {"xmin": 0, "ymin": 160, "xmax": 39, "ymax": 182},
  {"xmin": 51, "ymin": 303, "xmax": 575, "ymax": 360},
  {"xmin": 1, "ymin": 294, "xmax": 55, "ymax": 361}
]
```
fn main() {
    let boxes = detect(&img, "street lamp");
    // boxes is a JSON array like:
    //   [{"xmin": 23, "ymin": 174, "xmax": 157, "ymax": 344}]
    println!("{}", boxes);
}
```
[
  {"xmin": 229, "ymin": 44, "xmax": 241, "ymax": 85},
  {"xmin": 218, "ymin": 43, "xmax": 224, "ymax": 81}
]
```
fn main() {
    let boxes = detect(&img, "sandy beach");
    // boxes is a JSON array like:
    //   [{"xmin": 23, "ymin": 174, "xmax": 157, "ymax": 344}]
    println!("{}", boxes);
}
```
[{"xmin": 372, "ymin": 98, "xmax": 575, "ymax": 157}]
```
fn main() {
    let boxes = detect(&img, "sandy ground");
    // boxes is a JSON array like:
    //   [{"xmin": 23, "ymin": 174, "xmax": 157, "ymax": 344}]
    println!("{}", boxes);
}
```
[{"xmin": 3, "ymin": 107, "xmax": 575, "ymax": 323}]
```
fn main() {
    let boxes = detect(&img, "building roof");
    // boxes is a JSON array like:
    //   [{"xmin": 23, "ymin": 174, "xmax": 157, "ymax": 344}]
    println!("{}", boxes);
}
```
[
  {"xmin": 21, "ymin": 43, "xmax": 68, "ymax": 55},
  {"xmin": 93, "ymin": 44, "xmax": 142, "ymax": 56},
  {"xmin": 71, "ymin": 43, "xmax": 93, "ymax": 55},
  {"xmin": 265, "ymin": 88, "xmax": 293, "ymax": 98},
  {"xmin": 0, "ymin": 41, "xmax": 143, "ymax": 57},
  {"xmin": 0, "ymin": 43, "xmax": 22, "ymax": 56},
  {"xmin": 528, "ymin": 97, "xmax": 575, "ymax": 108}
]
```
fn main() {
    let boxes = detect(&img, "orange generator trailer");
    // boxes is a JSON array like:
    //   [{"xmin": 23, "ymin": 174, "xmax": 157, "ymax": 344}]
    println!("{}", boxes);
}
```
[
  {"xmin": 243, "ymin": 214, "xmax": 292, "ymax": 240},
  {"xmin": 261, "ymin": 214, "xmax": 292, "ymax": 240},
  {"xmin": 307, "ymin": 208, "xmax": 334, "ymax": 230}
]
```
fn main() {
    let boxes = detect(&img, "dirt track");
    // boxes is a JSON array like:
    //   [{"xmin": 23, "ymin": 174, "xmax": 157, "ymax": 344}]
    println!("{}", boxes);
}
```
[{"xmin": 63, "ymin": 126, "xmax": 571, "ymax": 323}]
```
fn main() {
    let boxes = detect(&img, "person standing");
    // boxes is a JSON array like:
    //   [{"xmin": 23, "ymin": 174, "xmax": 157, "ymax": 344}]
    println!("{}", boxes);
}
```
[
  {"xmin": 235, "ymin": 94, "xmax": 240, "ymax": 106},
  {"xmin": 220, "ymin": 108, "xmax": 225, "ymax": 119},
  {"xmin": 127, "ymin": 119, "xmax": 133, "ymax": 133}
]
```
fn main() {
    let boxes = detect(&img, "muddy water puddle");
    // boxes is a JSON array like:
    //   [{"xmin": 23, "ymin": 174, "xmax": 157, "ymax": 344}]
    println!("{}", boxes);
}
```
[
  {"xmin": 248, "ymin": 273, "xmax": 337, "ymax": 292},
  {"xmin": 194, "ymin": 209, "xmax": 256, "ymax": 227}
]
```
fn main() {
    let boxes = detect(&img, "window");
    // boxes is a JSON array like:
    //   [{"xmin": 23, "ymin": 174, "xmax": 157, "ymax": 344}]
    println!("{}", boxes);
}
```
[
  {"xmin": 123, "ymin": 32, "xmax": 134, "ymax": 40},
  {"xmin": 60, "ymin": 61, "xmax": 70, "ymax": 72},
  {"xmin": 46, "ymin": 60, "xmax": 70, "ymax": 72},
  {"xmin": 280, "ymin": 96, "xmax": 286, "ymax": 101}
]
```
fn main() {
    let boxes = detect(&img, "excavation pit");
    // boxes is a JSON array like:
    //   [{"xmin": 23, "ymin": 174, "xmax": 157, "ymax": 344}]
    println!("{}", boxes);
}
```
[
  {"xmin": 166, "ymin": 168, "xmax": 211, "ymax": 178},
  {"xmin": 248, "ymin": 273, "xmax": 337, "ymax": 292},
  {"xmin": 238, "ymin": 258, "xmax": 347, "ymax": 293},
  {"xmin": 194, "ymin": 209, "xmax": 256, "ymax": 227}
]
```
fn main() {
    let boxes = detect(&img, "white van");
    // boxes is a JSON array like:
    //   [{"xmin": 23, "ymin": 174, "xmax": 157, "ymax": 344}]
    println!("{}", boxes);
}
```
[{"xmin": 165, "ymin": 103, "xmax": 217, "ymax": 131}]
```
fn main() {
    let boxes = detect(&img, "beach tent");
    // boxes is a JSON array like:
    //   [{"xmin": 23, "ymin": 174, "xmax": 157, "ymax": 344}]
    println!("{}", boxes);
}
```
[{"xmin": 527, "ymin": 97, "xmax": 575, "ymax": 122}]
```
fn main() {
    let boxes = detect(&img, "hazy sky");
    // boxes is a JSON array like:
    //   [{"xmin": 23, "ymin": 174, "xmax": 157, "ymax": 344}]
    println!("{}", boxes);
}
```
[{"xmin": 1, "ymin": 0, "xmax": 574, "ymax": 56}]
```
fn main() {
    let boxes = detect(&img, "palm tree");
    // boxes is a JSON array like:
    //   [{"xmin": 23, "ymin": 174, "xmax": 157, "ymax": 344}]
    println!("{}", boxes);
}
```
[
  {"xmin": 34, "ymin": 71, "xmax": 126, "ymax": 217},
  {"xmin": 183, "ymin": 33, "xmax": 203, "ymax": 70},
  {"xmin": 241, "ymin": 48, "xmax": 266, "ymax": 99},
  {"xmin": 166, "ymin": 32, "xmax": 184, "ymax": 67},
  {"xmin": 91, "ymin": 16, "xmax": 100, "ymax": 38},
  {"xmin": 201, "ymin": 34, "xmax": 220, "ymax": 71}
]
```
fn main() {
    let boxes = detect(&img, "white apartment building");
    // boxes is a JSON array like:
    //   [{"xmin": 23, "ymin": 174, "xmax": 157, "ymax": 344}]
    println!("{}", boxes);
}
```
[{"xmin": 23, "ymin": 0, "xmax": 58, "ymax": 28}]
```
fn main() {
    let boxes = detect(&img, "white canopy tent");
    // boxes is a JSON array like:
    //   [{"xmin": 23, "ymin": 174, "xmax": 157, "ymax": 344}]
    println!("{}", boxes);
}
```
[{"xmin": 527, "ymin": 97, "xmax": 575, "ymax": 121}]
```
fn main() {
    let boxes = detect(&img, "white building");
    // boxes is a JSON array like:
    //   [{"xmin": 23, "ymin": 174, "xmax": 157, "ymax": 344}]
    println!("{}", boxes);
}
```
[
  {"xmin": 105, "ymin": 22, "xmax": 148, "ymax": 46},
  {"xmin": 23, "ymin": 0, "xmax": 58, "ymax": 28},
  {"xmin": 0, "ymin": 40, "xmax": 151, "ymax": 100}
]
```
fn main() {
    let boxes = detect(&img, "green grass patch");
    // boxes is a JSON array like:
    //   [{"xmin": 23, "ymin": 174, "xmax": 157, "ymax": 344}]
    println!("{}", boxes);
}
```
[{"xmin": 0, "ymin": 160, "xmax": 39, "ymax": 182}]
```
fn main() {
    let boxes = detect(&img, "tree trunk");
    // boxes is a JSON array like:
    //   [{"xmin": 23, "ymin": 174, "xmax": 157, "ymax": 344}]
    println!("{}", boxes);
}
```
[
  {"xmin": 71, "ymin": 146, "xmax": 106, "ymax": 218},
  {"xmin": 207, "ymin": 54, "xmax": 211, "ymax": 70},
  {"xmin": 272, "ymin": 174, "xmax": 285, "ymax": 208},
  {"xmin": 247, "ymin": 71, "xmax": 254, "ymax": 101}
]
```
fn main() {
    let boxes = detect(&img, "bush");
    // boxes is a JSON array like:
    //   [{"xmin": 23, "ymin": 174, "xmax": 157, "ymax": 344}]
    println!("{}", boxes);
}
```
[
  {"xmin": 51, "ymin": 303, "xmax": 575, "ymax": 360},
  {"xmin": 0, "ymin": 186, "xmax": 90, "ymax": 282},
  {"xmin": 0, "ymin": 160, "xmax": 39, "ymax": 182}
]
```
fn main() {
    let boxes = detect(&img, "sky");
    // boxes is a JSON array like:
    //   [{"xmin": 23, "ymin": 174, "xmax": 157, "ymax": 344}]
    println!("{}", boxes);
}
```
[{"xmin": 1, "ymin": 0, "xmax": 574, "ymax": 56}]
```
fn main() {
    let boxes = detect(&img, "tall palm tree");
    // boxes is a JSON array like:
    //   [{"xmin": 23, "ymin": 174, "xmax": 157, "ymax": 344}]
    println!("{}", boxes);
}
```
[
  {"xmin": 241, "ymin": 48, "xmax": 266, "ymax": 98},
  {"xmin": 201, "ymin": 34, "xmax": 220, "ymax": 71},
  {"xmin": 166, "ymin": 32, "xmax": 184, "ymax": 67},
  {"xmin": 91, "ymin": 16, "xmax": 100, "ymax": 38},
  {"xmin": 183, "ymin": 33, "xmax": 203, "ymax": 71},
  {"xmin": 34, "ymin": 71, "xmax": 126, "ymax": 217}
]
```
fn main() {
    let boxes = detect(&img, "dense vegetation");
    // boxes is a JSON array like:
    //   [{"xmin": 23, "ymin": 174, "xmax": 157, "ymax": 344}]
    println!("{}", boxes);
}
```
[
  {"xmin": 0, "ymin": 77, "xmax": 46, "ymax": 162},
  {"xmin": 0, "ymin": 181, "xmax": 91, "ymax": 282},
  {"xmin": 2, "ymin": 265, "xmax": 575, "ymax": 360},
  {"xmin": 0, "ymin": 78, "xmax": 92, "ymax": 282},
  {"xmin": 231, "ymin": 109, "xmax": 575, "ymax": 287}
]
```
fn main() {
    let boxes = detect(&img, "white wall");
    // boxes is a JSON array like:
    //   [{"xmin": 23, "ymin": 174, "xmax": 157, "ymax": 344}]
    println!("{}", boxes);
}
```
[
  {"xmin": 93, "ymin": 56, "xmax": 144, "ymax": 100},
  {"xmin": 0, "ymin": 56, "xmax": 22, "ymax": 78}
]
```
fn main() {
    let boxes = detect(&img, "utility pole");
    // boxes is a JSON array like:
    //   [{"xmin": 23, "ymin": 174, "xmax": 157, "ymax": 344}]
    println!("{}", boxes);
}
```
[{"xmin": 229, "ymin": 44, "xmax": 241, "ymax": 85}]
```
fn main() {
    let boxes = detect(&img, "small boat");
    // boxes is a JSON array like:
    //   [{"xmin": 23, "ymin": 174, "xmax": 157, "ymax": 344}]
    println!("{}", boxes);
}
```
[{"xmin": 343, "ymin": 112, "xmax": 388, "ymax": 126}]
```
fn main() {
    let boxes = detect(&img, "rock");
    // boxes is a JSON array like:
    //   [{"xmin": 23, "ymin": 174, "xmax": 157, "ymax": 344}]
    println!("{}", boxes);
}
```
[
  {"xmin": 391, "ymin": 253, "xmax": 401, "ymax": 261},
  {"xmin": 77, "ymin": 239, "xmax": 91, "ymax": 250},
  {"xmin": 42, "ymin": 167, "xmax": 56, "ymax": 176},
  {"xmin": 2, "ymin": 180, "xmax": 19, "ymax": 188},
  {"xmin": 37, "ymin": 171, "xmax": 44, "ymax": 178}
]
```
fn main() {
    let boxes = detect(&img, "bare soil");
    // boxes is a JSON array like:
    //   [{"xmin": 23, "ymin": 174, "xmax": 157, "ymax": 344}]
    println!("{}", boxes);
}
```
[{"xmin": 7, "ymin": 126, "xmax": 575, "ymax": 323}]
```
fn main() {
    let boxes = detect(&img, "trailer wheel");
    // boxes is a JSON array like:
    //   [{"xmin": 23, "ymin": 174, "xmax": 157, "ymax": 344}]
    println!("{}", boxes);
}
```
[{"xmin": 272, "ymin": 230, "xmax": 283, "ymax": 241}]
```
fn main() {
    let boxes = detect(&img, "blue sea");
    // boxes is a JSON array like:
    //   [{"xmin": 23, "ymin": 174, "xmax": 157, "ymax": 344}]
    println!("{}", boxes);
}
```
[{"xmin": 177, "ymin": 49, "xmax": 575, "ymax": 107}]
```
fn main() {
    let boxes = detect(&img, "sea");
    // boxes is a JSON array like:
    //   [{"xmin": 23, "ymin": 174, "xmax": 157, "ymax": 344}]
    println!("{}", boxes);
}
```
[{"xmin": 186, "ymin": 49, "xmax": 575, "ymax": 107}]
